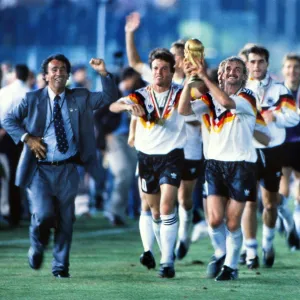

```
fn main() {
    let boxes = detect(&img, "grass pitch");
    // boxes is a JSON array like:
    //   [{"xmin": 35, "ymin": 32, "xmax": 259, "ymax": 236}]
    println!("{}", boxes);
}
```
[{"xmin": 1, "ymin": 215, "xmax": 300, "ymax": 300}]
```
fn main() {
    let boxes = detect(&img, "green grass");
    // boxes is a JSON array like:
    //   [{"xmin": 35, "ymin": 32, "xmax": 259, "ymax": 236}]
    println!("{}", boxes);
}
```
[{"xmin": 1, "ymin": 215, "xmax": 300, "ymax": 300}]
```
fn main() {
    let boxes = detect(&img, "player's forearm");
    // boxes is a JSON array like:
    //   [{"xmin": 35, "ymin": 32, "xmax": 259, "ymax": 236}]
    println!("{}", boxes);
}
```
[
  {"xmin": 202, "ymin": 75, "xmax": 236, "ymax": 109},
  {"xmin": 126, "ymin": 31, "xmax": 144, "ymax": 73},
  {"xmin": 109, "ymin": 101, "xmax": 130, "ymax": 114},
  {"xmin": 178, "ymin": 84, "xmax": 193, "ymax": 115}
]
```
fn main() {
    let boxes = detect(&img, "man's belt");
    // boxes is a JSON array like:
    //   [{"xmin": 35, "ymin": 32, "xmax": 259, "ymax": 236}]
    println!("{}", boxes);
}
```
[{"xmin": 37, "ymin": 153, "xmax": 82, "ymax": 166}]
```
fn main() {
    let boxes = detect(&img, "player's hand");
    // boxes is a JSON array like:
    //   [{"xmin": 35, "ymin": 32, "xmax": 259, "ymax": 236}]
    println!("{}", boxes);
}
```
[
  {"xmin": 89, "ymin": 58, "xmax": 108, "ymax": 76},
  {"xmin": 127, "ymin": 135, "xmax": 135, "ymax": 147},
  {"xmin": 193, "ymin": 57, "xmax": 207, "ymax": 80},
  {"xmin": 127, "ymin": 104, "xmax": 145, "ymax": 117},
  {"xmin": 25, "ymin": 135, "xmax": 47, "ymax": 160},
  {"xmin": 262, "ymin": 110, "xmax": 276, "ymax": 124},
  {"xmin": 125, "ymin": 12, "xmax": 141, "ymax": 33}
]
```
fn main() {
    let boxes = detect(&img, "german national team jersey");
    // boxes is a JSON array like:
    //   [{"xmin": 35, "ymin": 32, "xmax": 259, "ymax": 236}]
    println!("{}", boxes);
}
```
[
  {"xmin": 118, "ymin": 83, "xmax": 186, "ymax": 155},
  {"xmin": 141, "ymin": 63, "xmax": 203, "ymax": 159},
  {"xmin": 191, "ymin": 88, "xmax": 257, "ymax": 162},
  {"xmin": 247, "ymin": 73, "xmax": 299, "ymax": 148}
]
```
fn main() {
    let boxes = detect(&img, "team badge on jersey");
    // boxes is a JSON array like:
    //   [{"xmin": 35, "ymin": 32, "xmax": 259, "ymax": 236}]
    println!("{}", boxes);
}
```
[{"xmin": 267, "ymin": 98, "xmax": 274, "ymax": 106}]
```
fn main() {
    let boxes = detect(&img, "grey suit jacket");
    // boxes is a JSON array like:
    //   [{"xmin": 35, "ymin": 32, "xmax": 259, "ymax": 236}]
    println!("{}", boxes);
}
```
[{"xmin": 2, "ymin": 74, "xmax": 118, "ymax": 187}]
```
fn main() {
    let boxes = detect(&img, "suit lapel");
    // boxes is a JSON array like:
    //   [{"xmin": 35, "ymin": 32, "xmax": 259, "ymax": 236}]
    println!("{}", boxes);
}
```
[
  {"xmin": 35, "ymin": 87, "xmax": 48, "ymax": 135},
  {"xmin": 65, "ymin": 88, "xmax": 79, "ymax": 142}
]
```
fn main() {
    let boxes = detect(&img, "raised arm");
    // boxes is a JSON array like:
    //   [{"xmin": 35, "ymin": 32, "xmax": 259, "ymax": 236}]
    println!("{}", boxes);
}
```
[
  {"xmin": 178, "ymin": 83, "xmax": 194, "ymax": 115},
  {"xmin": 192, "ymin": 59, "xmax": 236, "ymax": 109},
  {"xmin": 89, "ymin": 58, "xmax": 118, "ymax": 109},
  {"xmin": 125, "ymin": 12, "xmax": 145, "ymax": 73}
]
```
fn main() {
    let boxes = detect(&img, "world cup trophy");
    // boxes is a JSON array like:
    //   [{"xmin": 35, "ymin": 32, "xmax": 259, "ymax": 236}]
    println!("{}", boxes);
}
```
[{"xmin": 184, "ymin": 38, "xmax": 205, "ymax": 83}]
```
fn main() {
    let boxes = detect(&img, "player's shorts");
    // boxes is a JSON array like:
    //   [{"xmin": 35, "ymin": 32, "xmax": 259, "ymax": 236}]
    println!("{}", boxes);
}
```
[
  {"xmin": 138, "ymin": 148, "xmax": 184, "ymax": 194},
  {"xmin": 256, "ymin": 145, "xmax": 284, "ymax": 192},
  {"xmin": 205, "ymin": 159, "xmax": 257, "ymax": 202},
  {"xmin": 281, "ymin": 141, "xmax": 300, "ymax": 172},
  {"xmin": 181, "ymin": 159, "xmax": 204, "ymax": 181}
]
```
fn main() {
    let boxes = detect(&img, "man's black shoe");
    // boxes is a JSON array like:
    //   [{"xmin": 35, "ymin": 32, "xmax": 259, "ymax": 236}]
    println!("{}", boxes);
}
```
[
  {"xmin": 140, "ymin": 251, "xmax": 156, "ymax": 269},
  {"xmin": 262, "ymin": 247, "xmax": 275, "ymax": 268},
  {"xmin": 215, "ymin": 265, "xmax": 238, "ymax": 281},
  {"xmin": 287, "ymin": 226, "xmax": 300, "ymax": 250},
  {"xmin": 28, "ymin": 247, "xmax": 44, "ymax": 270},
  {"xmin": 158, "ymin": 264, "xmax": 175, "ymax": 278},
  {"xmin": 176, "ymin": 241, "xmax": 189, "ymax": 260},
  {"xmin": 53, "ymin": 271, "xmax": 71, "ymax": 278},
  {"xmin": 111, "ymin": 215, "xmax": 126, "ymax": 227},
  {"xmin": 247, "ymin": 255, "xmax": 259, "ymax": 269},
  {"xmin": 239, "ymin": 251, "xmax": 246, "ymax": 265},
  {"xmin": 206, "ymin": 254, "xmax": 225, "ymax": 278}
]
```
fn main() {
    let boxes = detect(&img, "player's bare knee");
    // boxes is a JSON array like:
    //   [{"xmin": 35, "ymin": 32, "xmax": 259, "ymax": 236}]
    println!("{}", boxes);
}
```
[
  {"xmin": 226, "ymin": 219, "xmax": 240, "ymax": 232},
  {"xmin": 208, "ymin": 215, "xmax": 223, "ymax": 228}
]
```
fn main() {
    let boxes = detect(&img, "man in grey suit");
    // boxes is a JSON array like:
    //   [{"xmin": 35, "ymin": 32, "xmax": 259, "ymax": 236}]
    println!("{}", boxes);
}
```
[{"xmin": 2, "ymin": 54, "xmax": 118, "ymax": 278}]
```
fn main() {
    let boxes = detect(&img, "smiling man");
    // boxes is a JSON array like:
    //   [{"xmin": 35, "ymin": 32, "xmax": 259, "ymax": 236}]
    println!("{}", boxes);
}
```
[
  {"xmin": 179, "ymin": 56, "xmax": 258, "ymax": 280},
  {"xmin": 110, "ymin": 48, "xmax": 186, "ymax": 278},
  {"xmin": 2, "ymin": 54, "xmax": 117, "ymax": 278}
]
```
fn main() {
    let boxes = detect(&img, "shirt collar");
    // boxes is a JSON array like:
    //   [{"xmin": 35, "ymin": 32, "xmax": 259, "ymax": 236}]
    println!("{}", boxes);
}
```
[
  {"xmin": 249, "ymin": 72, "xmax": 271, "ymax": 87},
  {"xmin": 47, "ymin": 86, "xmax": 65, "ymax": 102}
]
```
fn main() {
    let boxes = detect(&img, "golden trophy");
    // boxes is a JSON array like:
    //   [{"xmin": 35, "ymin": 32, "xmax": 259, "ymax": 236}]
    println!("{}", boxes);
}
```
[{"xmin": 184, "ymin": 38, "xmax": 205, "ymax": 83}]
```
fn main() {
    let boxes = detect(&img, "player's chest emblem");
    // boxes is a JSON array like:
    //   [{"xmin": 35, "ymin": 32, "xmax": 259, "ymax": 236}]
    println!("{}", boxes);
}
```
[
  {"xmin": 145, "ymin": 99, "xmax": 155, "ymax": 113},
  {"xmin": 266, "ymin": 97, "xmax": 274, "ymax": 106},
  {"xmin": 215, "ymin": 105, "xmax": 226, "ymax": 117}
]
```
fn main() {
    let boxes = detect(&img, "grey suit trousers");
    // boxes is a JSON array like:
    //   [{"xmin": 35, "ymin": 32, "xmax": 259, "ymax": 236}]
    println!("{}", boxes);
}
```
[{"xmin": 27, "ymin": 163, "xmax": 79, "ymax": 274}]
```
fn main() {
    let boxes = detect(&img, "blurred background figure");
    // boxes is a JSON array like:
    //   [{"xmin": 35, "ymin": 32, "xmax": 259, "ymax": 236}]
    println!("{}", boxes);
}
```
[
  {"xmin": 0, "ymin": 61, "xmax": 13, "ymax": 87},
  {"xmin": 26, "ymin": 70, "xmax": 37, "ymax": 91},
  {"xmin": 0, "ymin": 64, "xmax": 30, "ymax": 226},
  {"xmin": 71, "ymin": 64, "xmax": 91, "ymax": 89},
  {"xmin": 280, "ymin": 54, "xmax": 300, "ymax": 240},
  {"xmin": 103, "ymin": 67, "xmax": 145, "ymax": 226},
  {"xmin": 36, "ymin": 73, "xmax": 47, "ymax": 90}
]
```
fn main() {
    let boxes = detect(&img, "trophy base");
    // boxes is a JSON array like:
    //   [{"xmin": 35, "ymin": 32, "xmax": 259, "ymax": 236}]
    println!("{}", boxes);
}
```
[{"xmin": 189, "ymin": 75, "xmax": 202, "ymax": 83}]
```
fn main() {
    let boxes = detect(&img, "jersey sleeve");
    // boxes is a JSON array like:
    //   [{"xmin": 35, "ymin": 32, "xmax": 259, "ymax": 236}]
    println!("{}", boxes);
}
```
[
  {"xmin": 191, "ymin": 93, "xmax": 211, "ymax": 119},
  {"xmin": 255, "ymin": 111, "xmax": 270, "ymax": 137},
  {"xmin": 231, "ymin": 89, "xmax": 257, "ymax": 117},
  {"xmin": 117, "ymin": 93, "xmax": 140, "ymax": 105},
  {"xmin": 273, "ymin": 86, "xmax": 300, "ymax": 128}
]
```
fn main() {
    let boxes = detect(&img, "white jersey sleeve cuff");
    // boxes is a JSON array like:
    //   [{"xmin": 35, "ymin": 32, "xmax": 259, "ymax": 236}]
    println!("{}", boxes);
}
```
[{"xmin": 21, "ymin": 133, "xmax": 28, "ymax": 143}]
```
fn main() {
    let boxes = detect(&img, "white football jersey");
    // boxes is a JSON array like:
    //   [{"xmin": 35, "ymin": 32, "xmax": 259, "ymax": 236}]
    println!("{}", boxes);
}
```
[
  {"xmin": 191, "ymin": 88, "xmax": 258, "ymax": 162},
  {"xmin": 118, "ymin": 83, "xmax": 186, "ymax": 155},
  {"xmin": 246, "ymin": 73, "xmax": 299, "ymax": 148}
]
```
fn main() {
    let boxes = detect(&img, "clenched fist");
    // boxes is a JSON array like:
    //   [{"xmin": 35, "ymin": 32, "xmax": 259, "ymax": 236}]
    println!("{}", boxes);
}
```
[{"xmin": 89, "ymin": 58, "xmax": 108, "ymax": 76}]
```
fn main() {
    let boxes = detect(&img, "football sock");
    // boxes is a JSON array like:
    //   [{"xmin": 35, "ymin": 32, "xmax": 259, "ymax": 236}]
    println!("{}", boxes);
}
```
[
  {"xmin": 262, "ymin": 224, "xmax": 275, "ymax": 252},
  {"xmin": 178, "ymin": 206, "xmax": 193, "ymax": 244},
  {"xmin": 160, "ymin": 212, "xmax": 178, "ymax": 265},
  {"xmin": 224, "ymin": 228, "xmax": 243, "ymax": 270},
  {"xmin": 208, "ymin": 222, "xmax": 226, "ymax": 259},
  {"xmin": 152, "ymin": 217, "xmax": 162, "ymax": 252},
  {"xmin": 139, "ymin": 210, "xmax": 155, "ymax": 252}
]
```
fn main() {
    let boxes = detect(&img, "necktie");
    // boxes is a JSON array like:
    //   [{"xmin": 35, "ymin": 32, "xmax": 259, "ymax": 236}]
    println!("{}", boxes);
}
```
[{"xmin": 53, "ymin": 95, "xmax": 69, "ymax": 154}]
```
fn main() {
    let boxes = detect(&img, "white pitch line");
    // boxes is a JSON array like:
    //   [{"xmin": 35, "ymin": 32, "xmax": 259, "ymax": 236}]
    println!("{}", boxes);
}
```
[{"xmin": 0, "ymin": 227, "xmax": 137, "ymax": 246}]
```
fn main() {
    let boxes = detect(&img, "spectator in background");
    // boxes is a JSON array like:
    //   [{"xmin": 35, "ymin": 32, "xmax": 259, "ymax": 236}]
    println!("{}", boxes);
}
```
[
  {"xmin": 27, "ymin": 71, "xmax": 37, "ymax": 91},
  {"xmin": 0, "ymin": 61, "xmax": 13, "ymax": 87},
  {"xmin": 71, "ymin": 64, "xmax": 91, "ymax": 89},
  {"xmin": 0, "ymin": 64, "xmax": 30, "ymax": 226},
  {"xmin": 36, "ymin": 73, "xmax": 47, "ymax": 89},
  {"xmin": 103, "ymin": 67, "xmax": 145, "ymax": 226}
]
